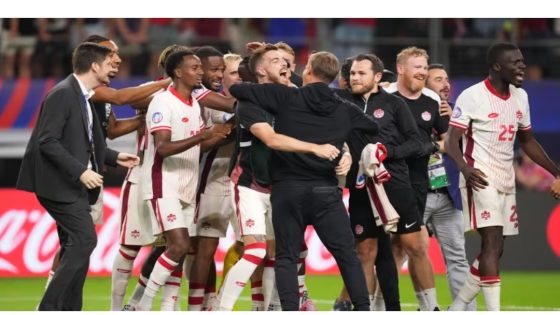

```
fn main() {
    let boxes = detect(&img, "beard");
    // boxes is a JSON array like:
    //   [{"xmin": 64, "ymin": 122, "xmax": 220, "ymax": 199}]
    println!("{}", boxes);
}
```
[
  {"xmin": 351, "ymin": 81, "xmax": 375, "ymax": 95},
  {"xmin": 406, "ymin": 77, "xmax": 425, "ymax": 93}
]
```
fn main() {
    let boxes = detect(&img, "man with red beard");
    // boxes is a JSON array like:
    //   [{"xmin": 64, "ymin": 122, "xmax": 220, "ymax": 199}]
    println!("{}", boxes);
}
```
[{"xmin": 384, "ymin": 46, "xmax": 446, "ymax": 311}]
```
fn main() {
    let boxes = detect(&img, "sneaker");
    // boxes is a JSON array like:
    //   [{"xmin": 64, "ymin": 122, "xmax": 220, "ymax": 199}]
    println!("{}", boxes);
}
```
[
  {"xmin": 332, "ymin": 299, "xmax": 352, "ymax": 311},
  {"xmin": 122, "ymin": 304, "xmax": 135, "ymax": 311},
  {"xmin": 433, "ymin": 306, "xmax": 441, "ymax": 311}
]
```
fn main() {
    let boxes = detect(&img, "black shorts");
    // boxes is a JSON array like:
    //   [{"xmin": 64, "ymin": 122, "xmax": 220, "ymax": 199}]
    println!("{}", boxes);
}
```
[
  {"xmin": 349, "ymin": 187, "xmax": 384, "ymax": 239},
  {"xmin": 384, "ymin": 181, "xmax": 423, "ymax": 234},
  {"xmin": 411, "ymin": 182, "xmax": 428, "ymax": 217}
]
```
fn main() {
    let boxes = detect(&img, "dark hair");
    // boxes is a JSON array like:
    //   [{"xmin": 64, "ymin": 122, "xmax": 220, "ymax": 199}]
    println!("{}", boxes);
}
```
[
  {"xmin": 487, "ymin": 42, "xmax": 519, "ymax": 66},
  {"xmin": 72, "ymin": 42, "xmax": 113, "ymax": 74},
  {"xmin": 158, "ymin": 44, "xmax": 189, "ymax": 70},
  {"xmin": 249, "ymin": 44, "xmax": 278, "ymax": 76},
  {"xmin": 428, "ymin": 63, "xmax": 446, "ymax": 71},
  {"xmin": 195, "ymin": 45, "xmax": 223, "ymax": 61},
  {"xmin": 238, "ymin": 56, "xmax": 257, "ymax": 83},
  {"xmin": 354, "ymin": 54, "xmax": 384, "ymax": 74},
  {"xmin": 380, "ymin": 69, "xmax": 396, "ymax": 83},
  {"xmin": 82, "ymin": 34, "xmax": 111, "ymax": 44},
  {"xmin": 309, "ymin": 51, "xmax": 339, "ymax": 83},
  {"xmin": 339, "ymin": 57, "xmax": 354, "ymax": 84},
  {"xmin": 164, "ymin": 49, "xmax": 196, "ymax": 79}
]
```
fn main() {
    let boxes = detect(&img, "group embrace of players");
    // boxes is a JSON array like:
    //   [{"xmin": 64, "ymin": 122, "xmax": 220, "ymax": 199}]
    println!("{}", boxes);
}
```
[{"xmin": 38, "ymin": 34, "xmax": 560, "ymax": 312}]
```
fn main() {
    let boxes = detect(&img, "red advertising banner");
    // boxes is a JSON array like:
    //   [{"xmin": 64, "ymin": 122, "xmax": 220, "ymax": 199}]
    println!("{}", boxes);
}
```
[{"xmin": 0, "ymin": 188, "xmax": 447, "ymax": 277}]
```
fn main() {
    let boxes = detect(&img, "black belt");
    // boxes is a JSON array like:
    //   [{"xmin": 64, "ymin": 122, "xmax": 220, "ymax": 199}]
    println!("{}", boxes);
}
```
[{"xmin": 429, "ymin": 187, "xmax": 448, "ymax": 194}]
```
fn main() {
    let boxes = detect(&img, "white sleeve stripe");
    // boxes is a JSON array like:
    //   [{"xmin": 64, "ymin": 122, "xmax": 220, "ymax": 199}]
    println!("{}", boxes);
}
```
[
  {"xmin": 195, "ymin": 90, "xmax": 212, "ymax": 101},
  {"xmin": 519, "ymin": 125, "xmax": 532, "ymax": 130}
]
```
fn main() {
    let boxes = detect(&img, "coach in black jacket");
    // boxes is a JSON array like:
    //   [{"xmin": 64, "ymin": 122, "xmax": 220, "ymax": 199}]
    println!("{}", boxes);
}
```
[
  {"xmin": 230, "ymin": 51, "xmax": 378, "ymax": 311},
  {"xmin": 17, "ymin": 43, "xmax": 138, "ymax": 311}
]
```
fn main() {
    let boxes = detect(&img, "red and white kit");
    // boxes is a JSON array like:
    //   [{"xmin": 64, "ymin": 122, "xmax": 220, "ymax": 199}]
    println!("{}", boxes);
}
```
[{"xmin": 450, "ymin": 79, "xmax": 531, "ymax": 235}]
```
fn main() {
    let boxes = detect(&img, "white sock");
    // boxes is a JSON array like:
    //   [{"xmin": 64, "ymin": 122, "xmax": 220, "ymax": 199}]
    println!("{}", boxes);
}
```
[
  {"xmin": 44, "ymin": 270, "xmax": 55, "ymax": 289},
  {"xmin": 415, "ymin": 291, "xmax": 429, "ymax": 311},
  {"xmin": 423, "ymin": 287, "xmax": 439, "ymax": 310},
  {"xmin": 449, "ymin": 258, "xmax": 481, "ymax": 311},
  {"xmin": 202, "ymin": 287, "xmax": 217, "ymax": 311},
  {"xmin": 270, "ymin": 285, "xmax": 282, "ymax": 311},
  {"xmin": 161, "ymin": 269, "xmax": 182, "ymax": 311},
  {"xmin": 188, "ymin": 282, "xmax": 205, "ymax": 311},
  {"xmin": 372, "ymin": 286, "xmax": 385, "ymax": 311},
  {"xmin": 369, "ymin": 294, "xmax": 375, "ymax": 311},
  {"xmin": 218, "ymin": 242, "xmax": 266, "ymax": 311},
  {"xmin": 111, "ymin": 247, "xmax": 138, "ymax": 311},
  {"xmin": 251, "ymin": 281, "xmax": 264, "ymax": 311},
  {"xmin": 126, "ymin": 274, "xmax": 148, "ymax": 308},
  {"xmin": 263, "ymin": 258, "xmax": 276, "ymax": 310},
  {"xmin": 481, "ymin": 276, "xmax": 501, "ymax": 311},
  {"xmin": 137, "ymin": 252, "xmax": 178, "ymax": 311}
]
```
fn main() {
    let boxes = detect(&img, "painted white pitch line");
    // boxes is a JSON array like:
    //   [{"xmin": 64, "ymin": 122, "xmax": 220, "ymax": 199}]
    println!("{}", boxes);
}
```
[{"xmin": 1, "ymin": 296, "xmax": 559, "ymax": 311}]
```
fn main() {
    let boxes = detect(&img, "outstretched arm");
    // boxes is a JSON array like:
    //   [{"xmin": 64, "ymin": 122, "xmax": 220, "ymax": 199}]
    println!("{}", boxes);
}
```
[
  {"xmin": 92, "ymin": 78, "xmax": 171, "ymax": 106},
  {"xmin": 250, "ymin": 122, "xmax": 339, "ymax": 160}
]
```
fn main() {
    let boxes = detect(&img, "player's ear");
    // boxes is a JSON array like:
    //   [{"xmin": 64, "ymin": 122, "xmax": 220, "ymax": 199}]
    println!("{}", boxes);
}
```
[
  {"xmin": 492, "ymin": 63, "xmax": 502, "ymax": 72},
  {"xmin": 174, "ymin": 67, "xmax": 182, "ymax": 79}
]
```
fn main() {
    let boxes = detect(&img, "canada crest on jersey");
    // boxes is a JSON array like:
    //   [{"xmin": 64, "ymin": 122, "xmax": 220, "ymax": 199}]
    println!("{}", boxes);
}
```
[
  {"xmin": 421, "ymin": 111, "xmax": 432, "ymax": 121},
  {"xmin": 373, "ymin": 108, "xmax": 385, "ymax": 119}
]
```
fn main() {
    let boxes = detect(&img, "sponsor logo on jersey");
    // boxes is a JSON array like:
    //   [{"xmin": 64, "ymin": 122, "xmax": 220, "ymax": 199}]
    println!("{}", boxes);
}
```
[
  {"xmin": 452, "ymin": 107, "xmax": 462, "ymax": 119},
  {"xmin": 421, "ymin": 111, "xmax": 431, "ymax": 121},
  {"xmin": 182, "ymin": 117, "xmax": 189, "ymax": 123},
  {"xmin": 245, "ymin": 218, "xmax": 255, "ymax": 228},
  {"xmin": 373, "ymin": 109, "xmax": 385, "ymax": 119},
  {"xmin": 516, "ymin": 110, "xmax": 523, "ymax": 120},
  {"xmin": 488, "ymin": 112, "xmax": 499, "ymax": 119},
  {"xmin": 152, "ymin": 112, "xmax": 163, "ymax": 123}
]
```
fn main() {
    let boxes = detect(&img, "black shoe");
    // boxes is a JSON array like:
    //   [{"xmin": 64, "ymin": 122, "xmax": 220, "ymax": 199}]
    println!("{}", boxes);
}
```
[
  {"xmin": 433, "ymin": 306, "xmax": 441, "ymax": 311},
  {"xmin": 332, "ymin": 299, "xmax": 352, "ymax": 311}
]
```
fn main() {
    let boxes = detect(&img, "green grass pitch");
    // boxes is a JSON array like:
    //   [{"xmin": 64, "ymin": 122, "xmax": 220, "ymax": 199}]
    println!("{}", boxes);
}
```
[{"xmin": 1, "ymin": 272, "xmax": 559, "ymax": 311}]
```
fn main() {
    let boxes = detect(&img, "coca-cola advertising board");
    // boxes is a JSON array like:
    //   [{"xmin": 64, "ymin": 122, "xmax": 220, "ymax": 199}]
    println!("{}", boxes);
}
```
[{"xmin": 0, "ymin": 188, "xmax": 451, "ymax": 277}]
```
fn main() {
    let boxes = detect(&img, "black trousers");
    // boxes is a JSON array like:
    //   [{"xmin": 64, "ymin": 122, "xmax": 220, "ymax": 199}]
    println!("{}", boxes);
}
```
[
  {"xmin": 37, "ymin": 196, "xmax": 97, "ymax": 311},
  {"xmin": 271, "ymin": 180, "xmax": 369, "ymax": 311}
]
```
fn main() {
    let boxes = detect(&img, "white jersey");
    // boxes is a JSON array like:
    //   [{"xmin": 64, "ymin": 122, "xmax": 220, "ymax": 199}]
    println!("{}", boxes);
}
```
[
  {"xmin": 449, "ymin": 79, "xmax": 532, "ymax": 193},
  {"xmin": 198, "ymin": 107, "xmax": 235, "ymax": 196},
  {"xmin": 141, "ymin": 86, "xmax": 206, "ymax": 204}
]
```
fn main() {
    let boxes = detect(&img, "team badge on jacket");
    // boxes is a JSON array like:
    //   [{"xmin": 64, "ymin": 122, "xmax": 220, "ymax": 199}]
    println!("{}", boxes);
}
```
[
  {"xmin": 373, "ymin": 108, "xmax": 384, "ymax": 119},
  {"xmin": 421, "ymin": 111, "xmax": 431, "ymax": 121}
]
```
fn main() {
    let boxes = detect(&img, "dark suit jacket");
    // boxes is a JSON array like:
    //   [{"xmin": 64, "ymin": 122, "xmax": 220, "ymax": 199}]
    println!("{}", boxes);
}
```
[{"xmin": 17, "ymin": 74, "xmax": 119, "ymax": 205}]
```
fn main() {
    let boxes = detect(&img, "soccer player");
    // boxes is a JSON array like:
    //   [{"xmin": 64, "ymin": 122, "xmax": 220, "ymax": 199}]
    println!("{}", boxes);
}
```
[
  {"xmin": 188, "ymin": 46, "xmax": 232, "ymax": 311},
  {"xmin": 447, "ymin": 43, "xmax": 560, "ymax": 311},
  {"xmin": 135, "ymin": 49, "xmax": 231, "ymax": 311},
  {"xmin": 424, "ymin": 63, "xmax": 475, "ymax": 311},
  {"xmin": 384, "ymin": 46, "xmax": 445, "ymax": 311}
]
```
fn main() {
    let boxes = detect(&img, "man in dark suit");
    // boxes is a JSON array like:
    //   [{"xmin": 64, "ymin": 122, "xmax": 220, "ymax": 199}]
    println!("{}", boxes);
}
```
[{"xmin": 16, "ymin": 42, "xmax": 139, "ymax": 311}]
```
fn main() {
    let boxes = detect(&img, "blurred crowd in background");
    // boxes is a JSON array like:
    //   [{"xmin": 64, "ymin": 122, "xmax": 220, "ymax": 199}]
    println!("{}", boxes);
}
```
[{"xmin": 2, "ymin": 18, "xmax": 560, "ymax": 80}]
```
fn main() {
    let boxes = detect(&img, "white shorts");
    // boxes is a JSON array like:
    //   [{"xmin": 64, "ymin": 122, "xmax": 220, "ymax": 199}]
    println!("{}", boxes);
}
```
[
  {"xmin": 231, "ymin": 183, "xmax": 274, "ymax": 240},
  {"xmin": 193, "ymin": 193, "xmax": 234, "ymax": 238},
  {"xmin": 461, "ymin": 185, "xmax": 519, "ymax": 236},
  {"xmin": 119, "ymin": 181, "xmax": 157, "ymax": 246},
  {"xmin": 147, "ymin": 198, "xmax": 195, "ymax": 236},
  {"xmin": 90, "ymin": 187, "xmax": 104, "ymax": 225}
]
